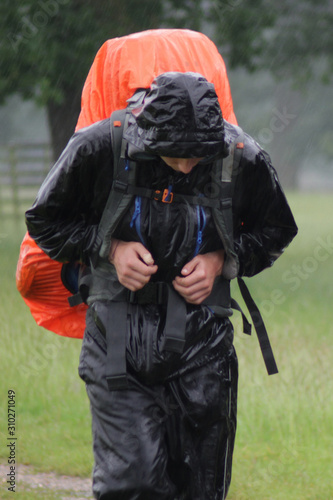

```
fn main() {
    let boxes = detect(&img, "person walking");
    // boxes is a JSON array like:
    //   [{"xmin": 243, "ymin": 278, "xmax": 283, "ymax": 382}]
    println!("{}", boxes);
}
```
[{"xmin": 26, "ymin": 71, "xmax": 297, "ymax": 499}]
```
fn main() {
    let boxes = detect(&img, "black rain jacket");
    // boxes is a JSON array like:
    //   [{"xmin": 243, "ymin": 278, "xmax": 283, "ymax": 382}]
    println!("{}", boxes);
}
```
[
  {"xmin": 25, "ymin": 72, "xmax": 297, "ymax": 381},
  {"xmin": 25, "ymin": 117, "xmax": 298, "ymax": 382},
  {"xmin": 25, "ymin": 118, "xmax": 298, "ymax": 278}
]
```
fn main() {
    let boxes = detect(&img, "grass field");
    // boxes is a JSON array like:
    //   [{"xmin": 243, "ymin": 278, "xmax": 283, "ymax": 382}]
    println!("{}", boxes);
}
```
[{"xmin": 0, "ymin": 192, "xmax": 332, "ymax": 499}]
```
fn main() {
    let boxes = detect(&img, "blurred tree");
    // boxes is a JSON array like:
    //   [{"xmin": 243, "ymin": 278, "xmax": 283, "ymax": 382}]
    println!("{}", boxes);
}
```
[
  {"xmin": 261, "ymin": 0, "xmax": 333, "ymax": 84},
  {"xmin": 0, "ymin": 0, "xmax": 165, "ymax": 158},
  {"xmin": 206, "ymin": 0, "xmax": 333, "ymax": 83},
  {"xmin": 0, "ymin": 0, "xmax": 332, "ymax": 161},
  {"xmin": 205, "ymin": 0, "xmax": 333, "ymax": 188}
]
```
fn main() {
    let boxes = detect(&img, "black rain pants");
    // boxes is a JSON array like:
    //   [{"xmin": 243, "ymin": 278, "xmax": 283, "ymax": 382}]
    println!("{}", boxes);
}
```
[{"xmin": 78, "ymin": 305, "xmax": 238, "ymax": 500}]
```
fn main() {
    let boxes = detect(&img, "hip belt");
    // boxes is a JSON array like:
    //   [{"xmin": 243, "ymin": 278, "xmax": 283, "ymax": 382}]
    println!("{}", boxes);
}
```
[
  {"xmin": 88, "ymin": 276, "xmax": 233, "ymax": 391},
  {"xmin": 74, "ymin": 269, "xmax": 278, "ymax": 389}
]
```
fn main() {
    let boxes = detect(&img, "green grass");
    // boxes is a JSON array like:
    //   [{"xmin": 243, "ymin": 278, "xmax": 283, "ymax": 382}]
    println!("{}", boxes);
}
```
[
  {"xmin": 0, "ymin": 482, "xmax": 85, "ymax": 500},
  {"xmin": 0, "ymin": 217, "xmax": 92, "ymax": 480},
  {"xmin": 1, "ymin": 489, "xmax": 66, "ymax": 500},
  {"xmin": 228, "ymin": 192, "xmax": 333, "ymax": 500},
  {"xmin": 1, "ymin": 192, "xmax": 332, "ymax": 499}
]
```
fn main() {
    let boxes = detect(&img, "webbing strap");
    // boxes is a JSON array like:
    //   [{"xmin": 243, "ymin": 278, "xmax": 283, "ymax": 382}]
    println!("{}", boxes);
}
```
[
  {"xmin": 162, "ymin": 286, "xmax": 187, "ymax": 353},
  {"xmin": 113, "ymin": 182, "xmax": 222, "ymax": 208},
  {"xmin": 90, "ymin": 114, "xmax": 278, "ymax": 380},
  {"xmin": 98, "ymin": 92, "xmax": 146, "ymax": 256},
  {"xmin": 230, "ymin": 298, "xmax": 252, "ymax": 335},
  {"xmin": 105, "ymin": 301, "xmax": 129, "ymax": 390},
  {"xmin": 237, "ymin": 277, "xmax": 278, "ymax": 375},
  {"xmin": 97, "ymin": 110, "xmax": 135, "ymax": 261},
  {"xmin": 67, "ymin": 265, "xmax": 92, "ymax": 307},
  {"xmin": 93, "ymin": 300, "xmax": 129, "ymax": 391}
]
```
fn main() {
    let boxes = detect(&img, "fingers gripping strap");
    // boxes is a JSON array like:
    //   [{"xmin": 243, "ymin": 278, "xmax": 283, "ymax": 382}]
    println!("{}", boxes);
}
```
[{"xmin": 237, "ymin": 277, "xmax": 278, "ymax": 375}]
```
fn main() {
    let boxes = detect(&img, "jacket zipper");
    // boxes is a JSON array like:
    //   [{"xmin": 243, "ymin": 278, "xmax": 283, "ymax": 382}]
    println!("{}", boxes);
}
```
[
  {"xmin": 130, "ymin": 196, "xmax": 145, "ymax": 245},
  {"xmin": 194, "ymin": 205, "xmax": 207, "ymax": 256}
]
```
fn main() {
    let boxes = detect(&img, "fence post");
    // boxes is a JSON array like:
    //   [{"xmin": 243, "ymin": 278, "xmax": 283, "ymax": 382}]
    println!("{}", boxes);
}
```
[
  {"xmin": 0, "ymin": 143, "xmax": 51, "ymax": 218},
  {"xmin": 42, "ymin": 143, "xmax": 52, "ymax": 177},
  {"xmin": 0, "ymin": 156, "xmax": 3, "ymax": 217},
  {"xmin": 9, "ymin": 144, "xmax": 19, "ymax": 220}
]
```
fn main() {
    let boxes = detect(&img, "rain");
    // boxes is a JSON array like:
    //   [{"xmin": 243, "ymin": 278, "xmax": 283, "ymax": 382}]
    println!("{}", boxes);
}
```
[{"xmin": 0, "ymin": 1, "xmax": 332, "ymax": 499}]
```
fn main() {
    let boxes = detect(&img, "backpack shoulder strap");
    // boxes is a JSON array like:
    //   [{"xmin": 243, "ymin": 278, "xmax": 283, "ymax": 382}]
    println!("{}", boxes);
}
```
[
  {"xmin": 222, "ymin": 124, "xmax": 278, "ymax": 376},
  {"xmin": 94, "ymin": 110, "xmax": 137, "ymax": 263},
  {"xmin": 222, "ymin": 124, "xmax": 245, "ymax": 185},
  {"xmin": 110, "ymin": 109, "xmax": 128, "ymax": 170},
  {"xmin": 96, "ymin": 91, "xmax": 149, "ymax": 263},
  {"xmin": 210, "ymin": 124, "xmax": 245, "ymax": 280}
]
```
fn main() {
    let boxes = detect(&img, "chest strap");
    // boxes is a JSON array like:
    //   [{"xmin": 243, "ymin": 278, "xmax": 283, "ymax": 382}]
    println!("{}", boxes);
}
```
[{"xmin": 112, "ymin": 180, "xmax": 222, "ymax": 208}]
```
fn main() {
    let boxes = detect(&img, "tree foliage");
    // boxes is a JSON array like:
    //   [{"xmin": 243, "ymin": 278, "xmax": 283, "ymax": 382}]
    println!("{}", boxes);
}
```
[
  {"xmin": 259, "ymin": 0, "xmax": 333, "ymax": 84},
  {"xmin": 0, "ymin": 0, "xmax": 332, "ymax": 158},
  {"xmin": 0, "ymin": 0, "xmax": 164, "ymax": 103},
  {"xmin": 0, "ymin": 0, "xmax": 165, "ymax": 156}
]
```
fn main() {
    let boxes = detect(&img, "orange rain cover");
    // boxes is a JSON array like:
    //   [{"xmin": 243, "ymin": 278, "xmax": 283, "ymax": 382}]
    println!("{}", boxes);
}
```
[
  {"xmin": 17, "ymin": 29, "xmax": 237, "ymax": 339},
  {"xmin": 16, "ymin": 233, "xmax": 88, "ymax": 338},
  {"xmin": 76, "ymin": 29, "xmax": 237, "ymax": 131}
]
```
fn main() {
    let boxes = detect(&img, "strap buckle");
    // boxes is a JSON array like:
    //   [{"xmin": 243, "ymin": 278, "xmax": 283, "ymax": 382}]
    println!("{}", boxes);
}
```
[
  {"xmin": 154, "ymin": 189, "xmax": 174, "ymax": 203},
  {"xmin": 106, "ymin": 374, "xmax": 129, "ymax": 391},
  {"xmin": 113, "ymin": 180, "xmax": 128, "ymax": 193},
  {"xmin": 128, "ymin": 282, "xmax": 166, "ymax": 305}
]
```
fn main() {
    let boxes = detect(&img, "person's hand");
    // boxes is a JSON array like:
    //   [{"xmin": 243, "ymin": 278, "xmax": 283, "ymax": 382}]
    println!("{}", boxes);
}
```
[
  {"xmin": 172, "ymin": 250, "xmax": 224, "ymax": 304},
  {"xmin": 109, "ymin": 239, "xmax": 158, "ymax": 291}
]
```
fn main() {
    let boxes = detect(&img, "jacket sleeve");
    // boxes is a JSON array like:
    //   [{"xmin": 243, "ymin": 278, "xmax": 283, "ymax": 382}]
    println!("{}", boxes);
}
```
[
  {"xmin": 232, "ymin": 141, "xmax": 298, "ymax": 277},
  {"xmin": 25, "ymin": 119, "xmax": 113, "ymax": 264}
]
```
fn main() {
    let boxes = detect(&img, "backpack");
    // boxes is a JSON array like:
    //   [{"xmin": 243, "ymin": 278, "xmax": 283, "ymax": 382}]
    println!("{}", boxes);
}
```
[
  {"xmin": 16, "ymin": 30, "xmax": 277, "ymax": 375},
  {"xmin": 15, "ymin": 106, "xmax": 241, "ymax": 339},
  {"xmin": 16, "ymin": 29, "xmax": 238, "ymax": 339},
  {"xmin": 16, "ymin": 234, "xmax": 87, "ymax": 338},
  {"xmin": 87, "ymin": 107, "xmax": 278, "ymax": 381}
]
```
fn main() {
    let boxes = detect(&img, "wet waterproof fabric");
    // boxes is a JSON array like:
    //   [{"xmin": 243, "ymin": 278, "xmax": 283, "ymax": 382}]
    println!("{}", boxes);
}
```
[
  {"xmin": 17, "ymin": 28, "xmax": 237, "ymax": 339},
  {"xmin": 25, "ymin": 99, "xmax": 297, "ymax": 497},
  {"xmin": 24, "ymin": 47, "xmax": 298, "ymax": 500},
  {"xmin": 25, "ymin": 115, "xmax": 297, "ymax": 282},
  {"xmin": 76, "ymin": 29, "xmax": 237, "ymax": 130},
  {"xmin": 16, "ymin": 233, "xmax": 87, "ymax": 338},
  {"xmin": 79, "ymin": 308, "xmax": 238, "ymax": 499},
  {"xmin": 16, "ymin": 234, "xmax": 86, "ymax": 337},
  {"xmin": 128, "ymin": 72, "xmax": 226, "ymax": 158}
]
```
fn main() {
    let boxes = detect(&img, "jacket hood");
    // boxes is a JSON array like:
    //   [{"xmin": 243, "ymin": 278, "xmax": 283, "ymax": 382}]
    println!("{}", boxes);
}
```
[{"xmin": 124, "ymin": 72, "xmax": 227, "ymax": 159}]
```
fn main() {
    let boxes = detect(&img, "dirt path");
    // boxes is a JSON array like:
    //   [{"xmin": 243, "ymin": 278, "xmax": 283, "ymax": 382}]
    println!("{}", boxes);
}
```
[{"xmin": 1, "ymin": 463, "xmax": 93, "ymax": 499}]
